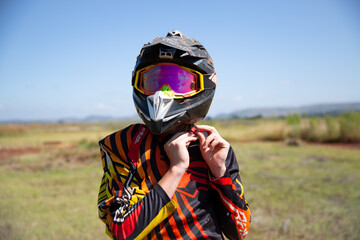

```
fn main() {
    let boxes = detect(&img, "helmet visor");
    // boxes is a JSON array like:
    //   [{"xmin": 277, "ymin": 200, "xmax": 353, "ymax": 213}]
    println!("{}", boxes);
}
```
[{"xmin": 134, "ymin": 63, "xmax": 204, "ymax": 98}]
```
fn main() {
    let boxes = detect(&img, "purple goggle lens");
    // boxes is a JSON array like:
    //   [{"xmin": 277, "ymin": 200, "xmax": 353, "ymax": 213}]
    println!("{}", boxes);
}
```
[{"xmin": 140, "ymin": 63, "xmax": 198, "ymax": 95}]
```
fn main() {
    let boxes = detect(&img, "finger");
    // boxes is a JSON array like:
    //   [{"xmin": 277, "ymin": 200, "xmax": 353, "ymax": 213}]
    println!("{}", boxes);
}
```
[
  {"xmin": 185, "ymin": 136, "xmax": 198, "ymax": 143},
  {"xmin": 203, "ymin": 133, "xmax": 216, "ymax": 150},
  {"xmin": 167, "ymin": 132, "xmax": 185, "ymax": 142},
  {"xmin": 167, "ymin": 132, "xmax": 194, "ymax": 143},
  {"xmin": 169, "ymin": 134, "xmax": 197, "ymax": 149},
  {"xmin": 208, "ymin": 138, "xmax": 221, "ymax": 150},
  {"xmin": 196, "ymin": 125, "xmax": 229, "ymax": 148},
  {"xmin": 185, "ymin": 136, "xmax": 198, "ymax": 147},
  {"xmin": 195, "ymin": 125, "xmax": 219, "ymax": 135}
]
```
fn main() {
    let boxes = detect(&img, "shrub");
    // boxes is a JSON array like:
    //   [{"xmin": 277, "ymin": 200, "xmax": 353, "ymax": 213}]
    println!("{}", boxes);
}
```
[
  {"xmin": 324, "ymin": 115, "xmax": 340, "ymax": 142},
  {"xmin": 286, "ymin": 114, "xmax": 301, "ymax": 125},
  {"xmin": 78, "ymin": 138, "xmax": 98, "ymax": 150},
  {"xmin": 339, "ymin": 112, "xmax": 360, "ymax": 142},
  {"xmin": 299, "ymin": 113, "xmax": 360, "ymax": 143}
]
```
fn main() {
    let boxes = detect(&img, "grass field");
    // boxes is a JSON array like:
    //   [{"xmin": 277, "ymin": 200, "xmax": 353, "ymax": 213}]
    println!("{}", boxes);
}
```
[{"xmin": 0, "ymin": 120, "xmax": 359, "ymax": 240}]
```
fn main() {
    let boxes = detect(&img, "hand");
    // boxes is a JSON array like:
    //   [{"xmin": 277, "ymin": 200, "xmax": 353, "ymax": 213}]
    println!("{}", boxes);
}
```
[
  {"xmin": 195, "ymin": 125, "xmax": 230, "ymax": 178},
  {"xmin": 160, "ymin": 132, "xmax": 198, "ymax": 198},
  {"xmin": 164, "ymin": 132, "xmax": 198, "ymax": 171}
]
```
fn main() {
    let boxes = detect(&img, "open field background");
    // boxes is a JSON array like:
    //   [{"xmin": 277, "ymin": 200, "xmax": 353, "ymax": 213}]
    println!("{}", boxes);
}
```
[{"xmin": 1, "ymin": 115, "xmax": 359, "ymax": 240}]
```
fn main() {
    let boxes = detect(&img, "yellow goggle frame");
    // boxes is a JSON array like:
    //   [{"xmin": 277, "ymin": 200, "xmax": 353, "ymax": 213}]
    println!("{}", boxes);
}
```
[{"xmin": 134, "ymin": 63, "xmax": 204, "ymax": 99}]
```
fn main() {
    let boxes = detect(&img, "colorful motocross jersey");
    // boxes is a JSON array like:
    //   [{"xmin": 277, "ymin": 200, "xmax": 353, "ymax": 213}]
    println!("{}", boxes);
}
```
[{"xmin": 97, "ymin": 124, "xmax": 251, "ymax": 240}]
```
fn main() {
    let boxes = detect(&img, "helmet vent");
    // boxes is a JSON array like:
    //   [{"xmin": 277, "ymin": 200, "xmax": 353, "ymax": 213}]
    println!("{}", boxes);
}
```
[
  {"xmin": 167, "ymin": 30, "xmax": 183, "ymax": 37},
  {"xmin": 159, "ymin": 48, "xmax": 175, "ymax": 59},
  {"xmin": 192, "ymin": 44, "xmax": 205, "ymax": 50}
]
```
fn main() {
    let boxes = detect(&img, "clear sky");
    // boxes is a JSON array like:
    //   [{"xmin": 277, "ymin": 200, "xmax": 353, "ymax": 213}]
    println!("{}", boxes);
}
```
[{"xmin": 0, "ymin": 0, "xmax": 359, "ymax": 121}]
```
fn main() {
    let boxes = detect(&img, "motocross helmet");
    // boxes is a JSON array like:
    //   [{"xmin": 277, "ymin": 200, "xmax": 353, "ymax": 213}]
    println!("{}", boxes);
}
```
[{"xmin": 132, "ymin": 30, "xmax": 217, "ymax": 134}]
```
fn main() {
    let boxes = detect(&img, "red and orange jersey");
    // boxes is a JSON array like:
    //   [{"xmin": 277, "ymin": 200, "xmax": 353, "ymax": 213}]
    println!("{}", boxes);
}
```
[{"xmin": 97, "ymin": 124, "xmax": 250, "ymax": 240}]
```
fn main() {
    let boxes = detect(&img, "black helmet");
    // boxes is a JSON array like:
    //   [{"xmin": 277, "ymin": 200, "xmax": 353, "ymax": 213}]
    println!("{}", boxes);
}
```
[{"xmin": 132, "ymin": 30, "xmax": 217, "ymax": 134}]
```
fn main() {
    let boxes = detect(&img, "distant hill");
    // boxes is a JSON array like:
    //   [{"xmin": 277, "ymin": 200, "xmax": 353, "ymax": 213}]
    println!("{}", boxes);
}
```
[
  {"xmin": 216, "ymin": 102, "xmax": 360, "ymax": 119},
  {"xmin": 0, "ymin": 114, "xmax": 142, "ymax": 124},
  {"xmin": 2, "ymin": 102, "xmax": 360, "ymax": 124}
]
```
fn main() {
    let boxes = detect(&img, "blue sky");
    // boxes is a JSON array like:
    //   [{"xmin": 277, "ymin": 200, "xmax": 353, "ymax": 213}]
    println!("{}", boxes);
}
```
[{"xmin": 0, "ymin": 0, "xmax": 359, "ymax": 121}]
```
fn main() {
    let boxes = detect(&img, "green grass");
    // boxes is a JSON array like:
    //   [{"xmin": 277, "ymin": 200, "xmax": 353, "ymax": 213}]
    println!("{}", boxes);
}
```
[
  {"xmin": 235, "ymin": 142, "xmax": 360, "ymax": 240},
  {"xmin": 0, "ymin": 121, "xmax": 359, "ymax": 239},
  {"xmin": 203, "ymin": 112, "xmax": 360, "ymax": 143},
  {"xmin": 0, "ymin": 146, "xmax": 105, "ymax": 240},
  {"xmin": 0, "ymin": 166, "xmax": 104, "ymax": 240}
]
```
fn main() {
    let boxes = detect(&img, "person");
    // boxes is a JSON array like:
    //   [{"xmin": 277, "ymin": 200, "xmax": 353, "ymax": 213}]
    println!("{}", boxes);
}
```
[{"xmin": 97, "ymin": 30, "xmax": 251, "ymax": 240}]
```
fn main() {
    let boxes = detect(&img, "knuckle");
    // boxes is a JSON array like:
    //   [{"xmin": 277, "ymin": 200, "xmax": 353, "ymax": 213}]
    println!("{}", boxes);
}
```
[{"xmin": 169, "ymin": 141, "xmax": 181, "ymax": 149}]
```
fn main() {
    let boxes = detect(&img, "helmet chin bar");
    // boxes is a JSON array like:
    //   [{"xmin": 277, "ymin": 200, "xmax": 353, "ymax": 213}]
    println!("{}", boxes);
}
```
[{"xmin": 147, "ymin": 91, "xmax": 185, "ymax": 122}]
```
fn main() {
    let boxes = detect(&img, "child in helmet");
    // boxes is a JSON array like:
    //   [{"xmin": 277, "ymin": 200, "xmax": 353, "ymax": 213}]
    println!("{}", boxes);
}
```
[{"xmin": 97, "ymin": 30, "xmax": 251, "ymax": 240}]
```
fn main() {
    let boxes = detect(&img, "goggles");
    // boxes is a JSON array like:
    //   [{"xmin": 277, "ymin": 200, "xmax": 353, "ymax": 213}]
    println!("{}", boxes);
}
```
[{"xmin": 134, "ymin": 63, "xmax": 204, "ymax": 99}]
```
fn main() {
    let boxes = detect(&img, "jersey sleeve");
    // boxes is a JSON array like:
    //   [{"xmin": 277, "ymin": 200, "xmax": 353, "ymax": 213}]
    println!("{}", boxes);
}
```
[
  {"xmin": 209, "ymin": 147, "xmax": 251, "ymax": 239},
  {"xmin": 109, "ymin": 183, "xmax": 177, "ymax": 240},
  {"xmin": 97, "ymin": 126, "xmax": 177, "ymax": 240}
]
